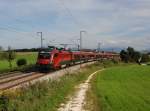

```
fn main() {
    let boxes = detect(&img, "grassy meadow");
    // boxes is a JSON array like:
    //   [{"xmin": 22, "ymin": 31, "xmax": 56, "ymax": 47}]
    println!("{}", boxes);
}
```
[
  {"xmin": 93, "ymin": 65, "xmax": 150, "ymax": 111},
  {"xmin": 0, "ymin": 52, "xmax": 37, "ymax": 72}
]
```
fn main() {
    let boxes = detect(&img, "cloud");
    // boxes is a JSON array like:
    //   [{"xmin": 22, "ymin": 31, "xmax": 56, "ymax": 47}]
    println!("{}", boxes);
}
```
[{"xmin": 0, "ymin": 0, "xmax": 150, "ymax": 50}]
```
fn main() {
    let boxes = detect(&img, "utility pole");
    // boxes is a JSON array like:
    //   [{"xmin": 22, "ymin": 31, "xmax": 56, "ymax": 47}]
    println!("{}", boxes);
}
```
[
  {"xmin": 37, "ymin": 32, "xmax": 44, "ymax": 48},
  {"xmin": 77, "ymin": 44, "xmax": 80, "ymax": 51},
  {"xmin": 98, "ymin": 42, "xmax": 101, "ymax": 53},
  {"xmin": 80, "ymin": 31, "xmax": 86, "ymax": 50},
  {"xmin": 112, "ymin": 48, "xmax": 114, "ymax": 53},
  {"xmin": 79, "ymin": 30, "xmax": 86, "ymax": 68},
  {"xmin": 69, "ymin": 38, "xmax": 80, "ymax": 51}
]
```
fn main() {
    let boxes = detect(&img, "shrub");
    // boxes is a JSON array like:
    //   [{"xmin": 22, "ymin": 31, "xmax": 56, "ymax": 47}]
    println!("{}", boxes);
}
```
[
  {"xmin": 17, "ymin": 59, "xmax": 27, "ymax": 67},
  {"xmin": 0, "ymin": 95, "xmax": 9, "ymax": 111},
  {"xmin": 120, "ymin": 47, "xmax": 141, "ymax": 63},
  {"xmin": 141, "ymin": 54, "xmax": 150, "ymax": 63},
  {"xmin": 112, "ymin": 59, "xmax": 119, "ymax": 64}
]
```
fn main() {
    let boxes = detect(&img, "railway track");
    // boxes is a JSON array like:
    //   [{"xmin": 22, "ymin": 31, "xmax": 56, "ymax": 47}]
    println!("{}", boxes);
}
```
[
  {"xmin": 0, "ymin": 72, "xmax": 21, "ymax": 79},
  {"xmin": 0, "ymin": 61, "xmax": 95, "ymax": 91},
  {"xmin": 0, "ymin": 72, "xmax": 36, "ymax": 84},
  {"xmin": 0, "ymin": 72, "xmax": 45, "ymax": 90}
]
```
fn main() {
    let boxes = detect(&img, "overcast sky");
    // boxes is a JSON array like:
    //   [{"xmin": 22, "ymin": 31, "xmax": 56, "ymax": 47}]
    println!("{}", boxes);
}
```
[{"xmin": 0, "ymin": 0, "xmax": 150, "ymax": 50}]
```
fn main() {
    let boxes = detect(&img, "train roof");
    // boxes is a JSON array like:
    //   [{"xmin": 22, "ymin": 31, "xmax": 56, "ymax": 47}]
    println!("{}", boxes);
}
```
[{"xmin": 39, "ymin": 46, "xmax": 120, "ymax": 56}]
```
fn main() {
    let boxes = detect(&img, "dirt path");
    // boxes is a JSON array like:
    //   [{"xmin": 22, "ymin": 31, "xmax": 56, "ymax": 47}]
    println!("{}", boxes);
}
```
[{"xmin": 58, "ymin": 69, "xmax": 103, "ymax": 111}]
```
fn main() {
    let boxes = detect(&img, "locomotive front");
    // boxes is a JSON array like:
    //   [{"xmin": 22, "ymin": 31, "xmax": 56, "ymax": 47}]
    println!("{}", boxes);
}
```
[{"xmin": 36, "ymin": 51, "xmax": 54, "ymax": 70}]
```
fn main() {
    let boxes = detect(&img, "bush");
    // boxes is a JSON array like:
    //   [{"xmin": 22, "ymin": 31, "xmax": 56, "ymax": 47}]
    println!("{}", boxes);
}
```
[
  {"xmin": 0, "ymin": 52, "xmax": 7, "ymax": 60},
  {"xmin": 0, "ymin": 95, "xmax": 9, "ymax": 111},
  {"xmin": 120, "ymin": 47, "xmax": 141, "ymax": 63},
  {"xmin": 141, "ymin": 54, "xmax": 150, "ymax": 63},
  {"xmin": 17, "ymin": 59, "xmax": 27, "ymax": 67},
  {"xmin": 112, "ymin": 59, "xmax": 119, "ymax": 64}
]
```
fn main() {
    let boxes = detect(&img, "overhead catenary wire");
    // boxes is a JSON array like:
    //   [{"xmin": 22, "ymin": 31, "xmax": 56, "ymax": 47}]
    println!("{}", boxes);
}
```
[
  {"xmin": 0, "ymin": 1, "xmax": 91, "ymax": 49},
  {"xmin": 1, "ymin": 14, "xmax": 35, "ymax": 29},
  {"xmin": 0, "ymin": 1, "xmax": 87, "ymax": 37},
  {"xmin": 0, "ymin": 26, "xmax": 37, "ymax": 41},
  {"xmin": 56, "ymin": 0, "xmax": 87, "ymax": 29},
  {"xmin": 0, "ymin": 26, "xmax": 31, "ymax": 34},
  {"xmin": 0, "ymin": 14, "xmax": 37, "ymax": 38}
]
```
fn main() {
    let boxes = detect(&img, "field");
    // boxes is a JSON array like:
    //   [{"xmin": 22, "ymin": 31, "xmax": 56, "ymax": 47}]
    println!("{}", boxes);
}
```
[
  {"xmin": 93, "ymin": 65, "xmax": 150, "ymax": 111},
  {"xmin": 0, "ymin": 52, "xmax": 37, "ymax": 72}
]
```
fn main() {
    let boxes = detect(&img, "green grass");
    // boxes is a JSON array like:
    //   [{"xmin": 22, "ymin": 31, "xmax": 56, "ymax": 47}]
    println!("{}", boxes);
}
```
[
  {"xmin": 0, "ymin": 52, "xmax": 37, "ymax": 72},
  {"xmin": 0, "ymin": 63, "xmax": 102, "ymax": 111},
  {"xmin": 93, "ymin": 65, "xmax": 150, "ymax": 111}
]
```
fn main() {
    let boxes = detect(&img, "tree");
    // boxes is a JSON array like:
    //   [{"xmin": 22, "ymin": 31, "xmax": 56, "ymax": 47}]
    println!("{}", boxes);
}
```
[
  {"xmin": 0, "ymin": 46, "xmax": 4, "ymax": 60},
  {"xmin": 8, "ymin": 46, "xmax": 16, "ymax": 69},
  {"xmin": 120, "ymin": 47, "xmax": 141, "ymax": 63},
  {"xmin": 120, "ymin": 50, "xmax": 129, "ymax": 63},
  {"xmin": 127, "ymin": 47, "xmax": 135, "ymax": 62},
  {"xmin": 133, "ymin": 51, "xmax": 141, "ymax": 62},
  {"xmin": 0, "ymin": 46, "xmax": 3, "ymax": 51},
  {"xmin": 3, "ymin": 46, "xmax": 16, "ymax": 69},
  {"xmin": 127, "ymin": 47, "xmax": 134, "ymax": 56},
  {"xmin": 141, "ymin": 54, "xmax": 150, "ymax": 62}
]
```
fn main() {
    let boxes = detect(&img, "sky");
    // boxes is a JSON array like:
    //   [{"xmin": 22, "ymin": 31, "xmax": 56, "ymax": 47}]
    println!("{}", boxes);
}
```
[{"xmin": 0, "ymin": 0, "xmax": 150, "ymax": 51}]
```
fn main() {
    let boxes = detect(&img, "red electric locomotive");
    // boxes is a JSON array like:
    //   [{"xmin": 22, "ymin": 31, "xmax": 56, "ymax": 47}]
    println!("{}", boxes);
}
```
[
  {"xmin": 37, "ymin": 46, "xmax": 97, "ymax": 70},
  {"xmin": 37, "ymin": 46, "xmax": 70, "ymax": 70},
  {"xmin": 36, "ymin": 46, "xmax": 120, "ymax": 71}
]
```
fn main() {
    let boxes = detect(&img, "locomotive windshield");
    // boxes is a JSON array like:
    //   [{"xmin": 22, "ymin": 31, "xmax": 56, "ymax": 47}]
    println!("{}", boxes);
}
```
[{"xmin": 38, "ymin": 52, "xmax": 51, "ymax": 59}]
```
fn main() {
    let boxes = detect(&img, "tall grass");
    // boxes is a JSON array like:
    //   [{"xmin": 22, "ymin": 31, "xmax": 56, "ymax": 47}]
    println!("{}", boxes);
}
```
[{"xmin": 0, "ymin": 63, "xmax": 102, "ymax": 111}]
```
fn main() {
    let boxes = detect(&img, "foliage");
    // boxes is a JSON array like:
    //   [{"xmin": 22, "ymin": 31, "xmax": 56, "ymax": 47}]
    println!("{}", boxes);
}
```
[
  {"xmin": 14, "ymin": 48, "xmax": 41, "ymax": 52},
  {"xmin": 0, "ymin": 46, "xmax": 3, "ymax": 51},
  {"xmin": 120, "ymin": 50, "xmax": 129, "ymax": 63},
  {"xmin": 0, "ymin": 52, "xmax": 3, "ymax": 60},
  {"xmin": 133, "ymin": 51, "xmax": 141, "ymax": 62},
  {"xmin": 17, "ymin": 59, "xmax": 27, "ymax": 67},
  {"xmin": 120, "ymin": 47, "xmax": 141, "ymax": 63},
  {"xmin": 2, "ymin": 52, "xmax": 16, "ymax": 61},
  {"xmin": 99, "ymin": 59, "xmax": 120, "ymax": 68},
  {"xmin": 0, "ymin": 95, "xmax": 9, "ymax": 111},
  {"xmin": 0, "ymin": 52, "xmax": 8, "ymax": 60},
  {"xmin": 0, "ymin": 52, "xmax": 37, "ymax": 73},
  {"xmin": 141, "ymin": 54, "xmax": 150, "ymax": 63},
  {"xmin": 1, "ymin": 47, "xmax": 16, "ymax": 69},
  {"xmin": 92, "ymin": 65, "xmax": 150, "ymax": 111}
]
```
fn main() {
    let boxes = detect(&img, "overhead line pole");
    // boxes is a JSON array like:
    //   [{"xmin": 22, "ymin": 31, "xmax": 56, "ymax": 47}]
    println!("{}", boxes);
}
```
[
  {"xmin": 98, "ymin": 42, "xmax": 101, "ymax": 53},
  {"xmin": 80, "ymin": 31, "xmax": 86, "ymax": 50},
  {"xmin": 37, "ymin": 32, "xmax": 43, "ymax": 48},
  {"xmin": 80, "ymin": 31, "xmax": 86, "ymax": 68}
]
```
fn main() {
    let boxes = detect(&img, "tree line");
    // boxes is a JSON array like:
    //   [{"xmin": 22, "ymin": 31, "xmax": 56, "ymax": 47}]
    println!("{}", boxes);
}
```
[
  {"xmin": 0, "ymin": 46, "xmax": 150, "ymax": 70},
  {"xmin": 0, "ymin": 46, "xmax": 41, "ymax": 52},
  {"xmin": 120, "ymin": 47, "xmax": 150, "ymax": 63}
]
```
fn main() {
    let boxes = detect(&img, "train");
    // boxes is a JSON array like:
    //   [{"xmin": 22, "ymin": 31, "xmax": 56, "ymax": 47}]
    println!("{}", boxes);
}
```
[{"xmin": 36, "ymin": 46, "xmax": 120, "ymax": 70}]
